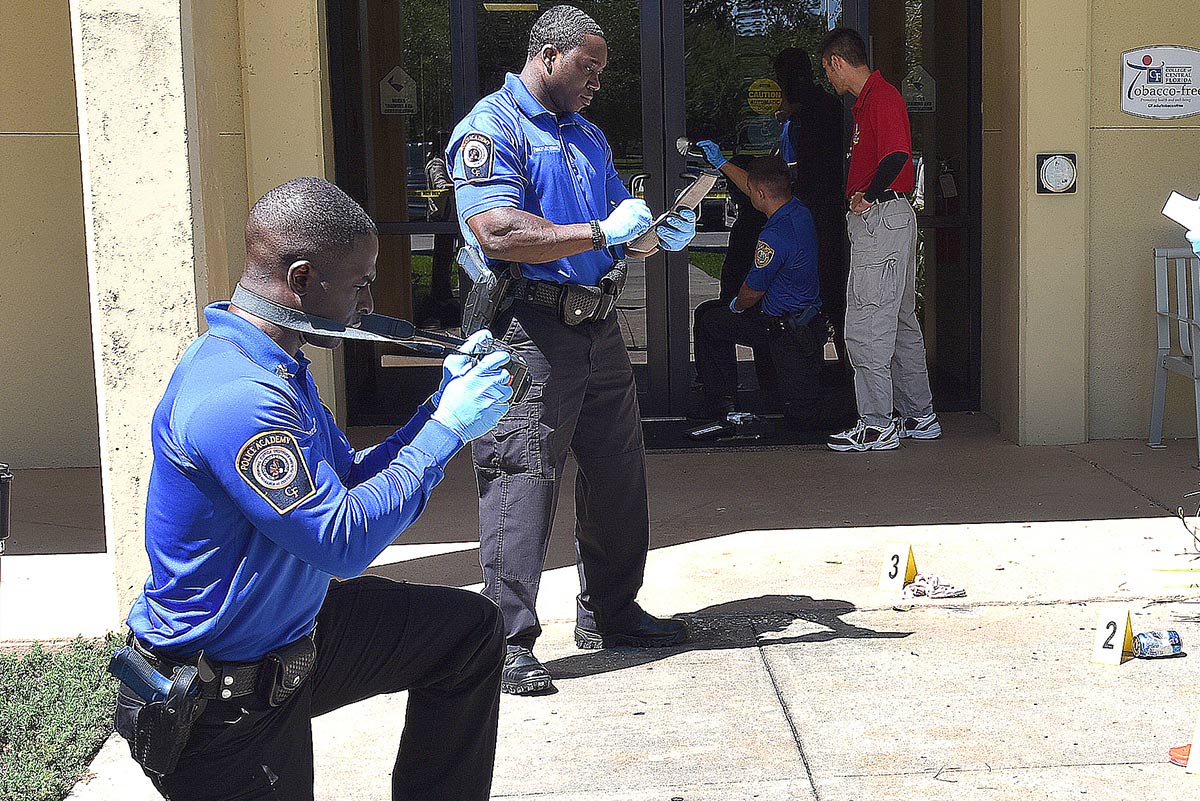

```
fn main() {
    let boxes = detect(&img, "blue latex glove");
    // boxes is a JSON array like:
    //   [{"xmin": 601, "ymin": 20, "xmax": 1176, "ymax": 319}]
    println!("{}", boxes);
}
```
[
  {"xmin": 696, "ymin": 140, "xmax": 727, "ymax": 169},
  {"xmin": 432, "ymin": 329, "xmax": 493, "ymax": 407},
  {"xmin": 729, "ymin": 298, "xmax": 744, "ymax": 314},
  {"xmin": 431, "ymin": 349, "xmax": 514, "ymax": 443},
  {"xmin": 1189, "ymin": 230, "xmax": 1200, "ymax": 257},
  {"xmin": 655, "ymin": 208, "xmax": 697, "ymax": 252},
  {"xmin": 599, "ymin": 199, "xmax": 654, "ymax": 245}
]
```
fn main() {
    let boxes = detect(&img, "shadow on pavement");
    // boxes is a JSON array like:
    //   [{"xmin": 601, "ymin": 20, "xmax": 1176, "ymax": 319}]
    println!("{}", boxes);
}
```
[{"xmin": 542, "ymin": 594, "xmax": 911, "ymax": 681}]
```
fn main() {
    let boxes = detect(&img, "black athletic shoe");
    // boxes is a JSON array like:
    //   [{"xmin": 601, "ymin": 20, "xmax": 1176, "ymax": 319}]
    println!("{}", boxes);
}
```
[
  {"xmin": 501, "ymin": 645, "xmax": 553, "ymax": 695},
  {"xmin": 574, "ymin": 608, "xmax": 689, "ymax": 650}
]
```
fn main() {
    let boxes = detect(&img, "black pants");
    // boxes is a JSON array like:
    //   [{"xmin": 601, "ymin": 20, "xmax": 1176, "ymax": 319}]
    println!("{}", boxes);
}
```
[
  {"xmin": 124, "ymin": 577, "xmax": 504, "ymax": 801},
  {"xmin": 811, "ymin": 201, "xmax": 848, "ymax": 364},
  {"xmin": 473, "ymin": 303, "xmax": 650, "ymax": 649},
  {"xmin": 693, "ymin": 299, "xmax": 823, "ymax": 421}
]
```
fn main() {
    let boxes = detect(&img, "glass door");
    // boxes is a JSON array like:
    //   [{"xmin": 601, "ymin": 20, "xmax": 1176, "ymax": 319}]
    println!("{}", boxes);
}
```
[
  {"xmin": 329, "ymin": 0, "xmax": 674, "ymax": 422},
  {"xmin": 670, "ymin": 1, "xmax": 851, "ymax": 419},
  {"xmin": 328, "ymin": 0, "xmax": 471, "ymax": 424},
  {"xmin": 864, "ymin": 0, "xmax": 982, "ymax": 410},
  {"xmin": 468, "ymin": 0, "xmax": 661, "ymax": 408}
]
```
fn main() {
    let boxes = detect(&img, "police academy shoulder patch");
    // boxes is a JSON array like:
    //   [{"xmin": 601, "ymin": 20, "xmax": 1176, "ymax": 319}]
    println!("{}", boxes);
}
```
[
  {"xmin": 754, "ymin": 240, "xmax": 775, "ymax": 269},
  {"xmin": 236, "ymin": 430, "xmax": 315, "ymax": 514},
  {"xmin": 460, "ymin": 131, "xmax": 495, "ymax": 182}
]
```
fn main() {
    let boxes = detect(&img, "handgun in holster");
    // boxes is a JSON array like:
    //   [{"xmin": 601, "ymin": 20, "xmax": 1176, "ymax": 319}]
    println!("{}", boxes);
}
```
[
  {"xmin": 110, "ymin": 644, "xmax": 207, "ymax": 775},
  {"xmin": 458, "ymin": 245, "xmax": 517, "ymax": 336}
]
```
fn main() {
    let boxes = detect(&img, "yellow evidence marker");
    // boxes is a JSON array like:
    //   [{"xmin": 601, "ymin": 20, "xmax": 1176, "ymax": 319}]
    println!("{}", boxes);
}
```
[
  {"xmin": 1090, "ymin": 607, "xmax": 1134, "ymax": 665},
  {"xmin": 879, "ymin": 544, "xmax": 918, "ymax": 593}
]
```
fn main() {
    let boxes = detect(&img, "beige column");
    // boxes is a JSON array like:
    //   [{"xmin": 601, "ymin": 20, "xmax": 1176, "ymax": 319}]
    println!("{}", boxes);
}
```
[
  {"xmin": 69, "ymin": 0, "xmax": 202, "ymax": 616},
  {"xmin": 1016, "ymin": 0, "xmax": 1090, "ymax": 444},
  {"xmin": 239, "ymin": 0, "xmax": 346, "ymax": 422},
  {"xmin": 980, "ymin": 0, "xmax": 1021, "ymax": 441}
]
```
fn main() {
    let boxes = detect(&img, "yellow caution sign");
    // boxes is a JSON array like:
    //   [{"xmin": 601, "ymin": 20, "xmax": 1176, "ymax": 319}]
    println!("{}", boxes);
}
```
[
  {"xmin": 1090, "ymin": 607, "xmax": 1134, "ymax": 665},
  {"xmin": 748, "ymin": 78, "xmax": 783, "ymax": 115},
  {"xmin": 879, "ymin": 544, "xmax": 918, "ymax": 593}
]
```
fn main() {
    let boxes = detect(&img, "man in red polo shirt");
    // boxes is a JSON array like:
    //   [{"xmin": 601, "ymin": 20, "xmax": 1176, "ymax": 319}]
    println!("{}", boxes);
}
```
[{"xmin": 820, "ymin": 27, "xmax": 940, "ymax": 452}]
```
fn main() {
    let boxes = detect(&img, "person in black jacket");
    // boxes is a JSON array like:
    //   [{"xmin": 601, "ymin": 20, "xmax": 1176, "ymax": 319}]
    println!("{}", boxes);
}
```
[{"xmin": 774, "ymin": 47, "xmax": 846, "ymax": 366}]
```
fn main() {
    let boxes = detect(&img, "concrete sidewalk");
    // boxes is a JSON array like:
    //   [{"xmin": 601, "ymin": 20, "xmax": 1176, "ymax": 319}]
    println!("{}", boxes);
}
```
[{"xmin": 53, "ymin": 415, "xmax": 1200, "ymax": 799}]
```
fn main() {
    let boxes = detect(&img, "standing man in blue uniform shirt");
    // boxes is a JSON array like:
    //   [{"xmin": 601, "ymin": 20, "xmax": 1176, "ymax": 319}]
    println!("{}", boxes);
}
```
[
  {"xmin": 691, "ymin": 152, "xmax": 824, "ymax": 423},
  {"xmin": 118, "ymin": 177, "xmax": 511, "ymax": 801},
  {"xmin": 448, "ymin": 5, "xmax": 698, "ymax": 696}
]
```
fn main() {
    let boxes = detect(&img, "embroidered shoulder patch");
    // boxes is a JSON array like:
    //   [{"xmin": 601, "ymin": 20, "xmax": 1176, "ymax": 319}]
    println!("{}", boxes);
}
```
[
  {"xmin": 236, "ymin": 431, "xmax": 315, "ymax": 515},
  {"xmin": 754, "ymin": 240, "xmax": 776, "ymax": 269},
  {"xmin": 460, "ymin": 131, "xmax": 495, "ymax": 182}
]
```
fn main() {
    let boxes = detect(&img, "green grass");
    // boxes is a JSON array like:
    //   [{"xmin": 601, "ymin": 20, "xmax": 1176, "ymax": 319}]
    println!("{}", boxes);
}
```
[
  {"xmin": 689, "ymin": 251, "xmax": 725, "ymax": 281},
  {"xmin": 0, "ymin": 635, "xmax": 122, "ymax": 801},
  {"xmin": 411, "ymin": 254, "xmax": 434, "ymax": 286}
]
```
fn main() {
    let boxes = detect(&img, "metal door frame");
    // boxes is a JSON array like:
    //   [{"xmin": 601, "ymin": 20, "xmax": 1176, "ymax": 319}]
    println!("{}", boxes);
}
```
[{"xmin": 329, "ymin": 1, "xmax": 978, "ymax": 418}]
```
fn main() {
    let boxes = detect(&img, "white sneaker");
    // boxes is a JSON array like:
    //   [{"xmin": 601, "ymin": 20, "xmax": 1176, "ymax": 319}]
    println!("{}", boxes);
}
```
[
  {"xmin": 827, "ymin": 419, "xmax": 901, "ymax": 452},
  {"xmin": 898, "ymin": 413, "xmax": 942, "ymax": 440}
]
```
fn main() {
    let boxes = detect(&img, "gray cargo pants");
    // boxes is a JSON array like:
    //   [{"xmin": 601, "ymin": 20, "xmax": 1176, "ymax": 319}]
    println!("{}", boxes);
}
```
[
  {"xmin": 472, "ymin": 303, "xmax": 650, "ymax": 648},
  {"xmin": 844, "ymin": 197, "xmax": 935, "ymax": 426}
]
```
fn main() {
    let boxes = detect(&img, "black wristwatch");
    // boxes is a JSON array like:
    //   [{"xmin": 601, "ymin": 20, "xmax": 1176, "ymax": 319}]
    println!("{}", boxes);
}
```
[{"xmin": 589, "ymin": 220, "xmax": 605, "ymax": 251}]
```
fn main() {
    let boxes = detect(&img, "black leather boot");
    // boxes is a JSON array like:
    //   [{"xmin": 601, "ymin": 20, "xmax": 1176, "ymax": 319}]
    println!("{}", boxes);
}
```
[
  {"xmin": 502, "ymin": 645, "xmax": 552, "ymax": 695},
  {"xmin": 574, "ymin": 607, "xmax": 689, "ymax": 650}
]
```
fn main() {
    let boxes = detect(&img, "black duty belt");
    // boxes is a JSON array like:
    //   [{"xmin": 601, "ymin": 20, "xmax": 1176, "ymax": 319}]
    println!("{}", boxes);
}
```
[
  {"xmin": 508, "ymin": 277, "xmax": 564, "ymax": 313},
  {"xmin": 130, "ymin": 630, "xmax": 315, "ymax": 702}
]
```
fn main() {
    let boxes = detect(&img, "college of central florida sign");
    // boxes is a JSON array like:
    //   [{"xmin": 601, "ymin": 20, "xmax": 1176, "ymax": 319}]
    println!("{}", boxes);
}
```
[{"xmin": 1122, "ymin": 45, "xmax": 1200, "ymax": 120}]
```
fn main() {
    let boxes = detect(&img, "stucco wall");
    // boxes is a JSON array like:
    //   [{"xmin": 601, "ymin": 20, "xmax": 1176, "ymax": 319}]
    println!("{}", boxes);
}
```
[
  {"xmin": 1087, "ymin": 2, "xmax": 1200, "ymax": 439},
  {"xmin": 981, "ymin": 0, "xmax": 1021, "ymax": 440},
  {"xmin": 1017, "ymin": 0, "xmax": 1091, "ymax": 445},
  {"xmin": 185, "ymin": 1, "xmax": 249, "ymax": 308},
  {"xmin": 1, "ymin": 1, "xmax": 101, "ymax": 468},
  {"xmin": 240, "ymin": 0, "xmax": 345, "ymax": 421}
]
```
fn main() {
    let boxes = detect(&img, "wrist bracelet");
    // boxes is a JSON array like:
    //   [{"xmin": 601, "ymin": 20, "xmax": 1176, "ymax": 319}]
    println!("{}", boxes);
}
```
[{"xmin": 589, "ymin": 220, "xmax": 605, "ymax": 251}]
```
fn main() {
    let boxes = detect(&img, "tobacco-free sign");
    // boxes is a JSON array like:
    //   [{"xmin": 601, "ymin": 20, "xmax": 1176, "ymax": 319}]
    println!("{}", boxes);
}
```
[{"xmin": 1122, "ymin": 46, "xmax": 1200, "ymax": 120}]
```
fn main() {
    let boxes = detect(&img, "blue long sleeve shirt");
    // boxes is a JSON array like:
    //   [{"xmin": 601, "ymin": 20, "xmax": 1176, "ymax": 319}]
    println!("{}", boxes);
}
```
[{"xmin": 126, "ymin": 304, "xmax": 463, "ymax": 662}]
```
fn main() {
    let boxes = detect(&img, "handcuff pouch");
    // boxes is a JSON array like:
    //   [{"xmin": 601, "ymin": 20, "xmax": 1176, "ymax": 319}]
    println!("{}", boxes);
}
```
[{"xmin": 257, "ymin": 634, "xmax": 317, "ymax": 707}]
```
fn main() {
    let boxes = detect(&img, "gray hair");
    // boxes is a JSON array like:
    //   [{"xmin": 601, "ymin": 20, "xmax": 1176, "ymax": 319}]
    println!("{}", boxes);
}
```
[{"xmin": 527, "ymin": 5, "xmax": 605, "ymax": 60}]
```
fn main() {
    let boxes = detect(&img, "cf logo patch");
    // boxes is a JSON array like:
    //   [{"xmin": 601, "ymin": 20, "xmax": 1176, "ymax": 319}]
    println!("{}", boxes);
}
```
[
  {"xmin": 460, "ymin": 131, "xmax": 495, "ymax": 181},
  {"xmin": 754, "ymin": 240, "xmax": 775, "ymax": 269},
  {"xmin": 236, "ymin": 431, "xmax": 315, "ymax": 514}
]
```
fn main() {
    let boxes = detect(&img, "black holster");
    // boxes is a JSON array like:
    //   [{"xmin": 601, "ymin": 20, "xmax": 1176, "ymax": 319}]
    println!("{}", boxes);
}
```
[
  {"xmin": 462, "ymin": 262, "xmax": 518, "ymax": 336},
  {"xmin": 114, "ymin": 666, "xmax": 206, "ymax": 776}
]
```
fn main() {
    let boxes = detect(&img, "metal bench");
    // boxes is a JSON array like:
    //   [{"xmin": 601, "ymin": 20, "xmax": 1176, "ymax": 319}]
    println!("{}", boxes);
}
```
[{"xmin": 1149, "ymin": 247, "xmax": 1200, "ymax": 464}]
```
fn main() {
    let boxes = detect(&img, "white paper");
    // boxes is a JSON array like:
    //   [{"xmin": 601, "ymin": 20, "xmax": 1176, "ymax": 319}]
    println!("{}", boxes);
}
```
[{"xmin": 1162, "ymin": 191, "xmax": 1200, "ymax": 231}]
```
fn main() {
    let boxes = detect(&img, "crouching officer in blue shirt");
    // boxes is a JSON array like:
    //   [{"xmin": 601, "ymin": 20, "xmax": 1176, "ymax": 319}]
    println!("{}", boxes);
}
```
[
  {"xmin": 691, "ymin": 152, "xmax": 824, "ymax": 425},
  {"xmin": 448, "ymin": 5, "xmax": 697, "ymax": 695},
  {"xmin": 116, "ymin": 177, "xmax": 511, "ymax": 801}
]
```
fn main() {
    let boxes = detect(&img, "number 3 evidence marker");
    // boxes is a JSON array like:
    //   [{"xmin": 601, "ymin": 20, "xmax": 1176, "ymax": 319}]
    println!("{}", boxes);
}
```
[{"xmin": 879, "ymin": 544, "xmax": 918, "ymax": 593}]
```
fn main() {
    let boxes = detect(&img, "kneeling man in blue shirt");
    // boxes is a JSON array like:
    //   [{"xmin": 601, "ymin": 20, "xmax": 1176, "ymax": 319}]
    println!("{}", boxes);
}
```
[
  {"xmin": 692, "ymin": 153, "xmax": 825, "ymax": 426},
  {"xmin": 118, "ymin": 177, "xmax": 510, "ymax": 801}
]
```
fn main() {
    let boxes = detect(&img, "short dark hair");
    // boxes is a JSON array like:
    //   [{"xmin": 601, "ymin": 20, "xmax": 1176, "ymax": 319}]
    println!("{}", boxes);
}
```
[
  {"xmin": 773, "ymin": 47, "xmax": 814, "ymax": 103},
  {"xmin": 527, "ymin": 5, "xmax": 604, "ymax": 60},
  {"xmin": 819, "ymin": 27, "xmax": 868, "ymax": 67},
  {"xmin": 244, "ymin": 177, "xmax": 376, "ymax": 277},
  {"xmin": 747, "ymin": 155, "xmax": 792, "ymax": 199}
]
